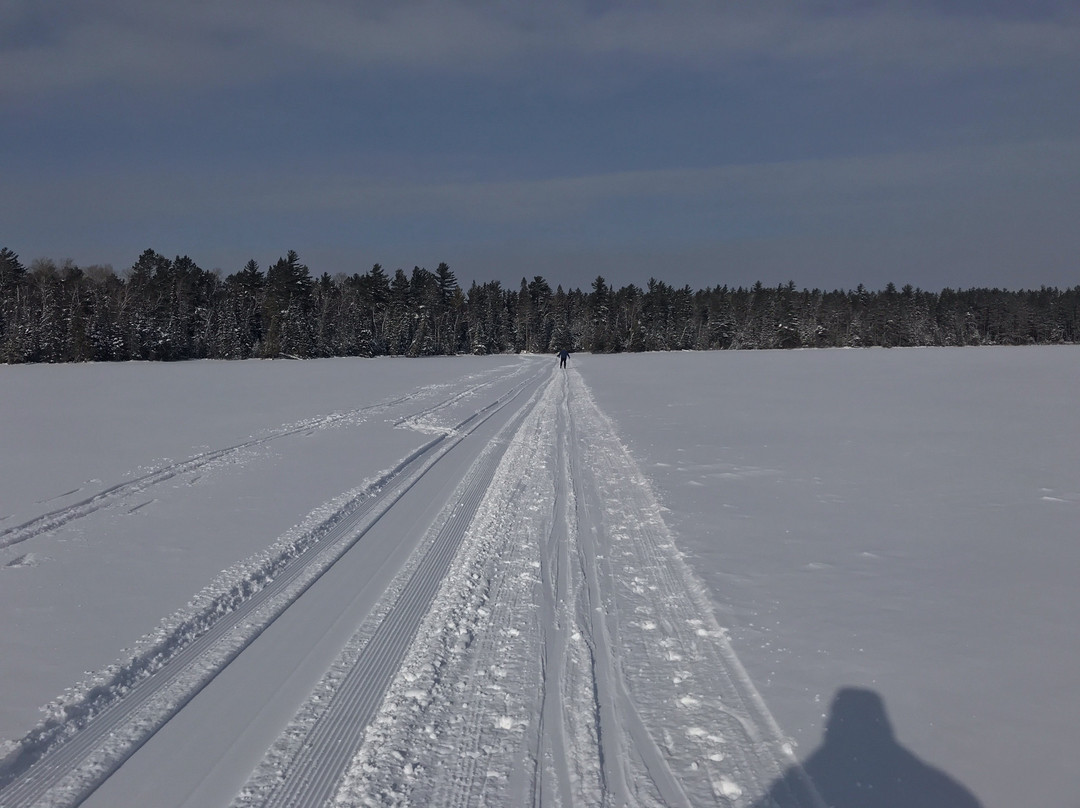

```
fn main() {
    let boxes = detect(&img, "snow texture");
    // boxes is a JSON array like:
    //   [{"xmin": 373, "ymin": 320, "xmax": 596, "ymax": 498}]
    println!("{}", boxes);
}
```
[
  {"xmin": 1, "ymin": 347, "xmax": 1076, "ymax": 808},
  {"xmin": 329, "ymin": 368, "xmax": 817, "ymax": 807},
  {"xmin": 577, "ymin": 347, "xmax": 1080, "ymax": 808}
]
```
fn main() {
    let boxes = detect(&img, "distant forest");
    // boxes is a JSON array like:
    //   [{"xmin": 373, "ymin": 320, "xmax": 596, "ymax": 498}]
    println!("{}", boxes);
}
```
[{"xmin": 1, "ymin": 246, "xmax": 1077, "ymax": 363}]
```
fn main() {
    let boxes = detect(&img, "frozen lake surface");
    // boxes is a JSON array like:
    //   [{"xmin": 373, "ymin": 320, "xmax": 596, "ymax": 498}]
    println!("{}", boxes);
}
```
[
  {"xmin": 1, "ymin": 348, "xmax": 1075, "ymax": 807},
  {"xmin": 579, "ymin": 347, "xmax": 1079, "ymax": 808}
]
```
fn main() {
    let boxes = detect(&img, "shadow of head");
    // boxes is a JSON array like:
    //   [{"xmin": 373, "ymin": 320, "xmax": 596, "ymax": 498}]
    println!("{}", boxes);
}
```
[
  {"xmin": 753, "ymin": 687, "xmax": 983, "ymax": 808},
  {"xmin": 824, "ymin": 687, "xmax": 895, "ymax": 748}
]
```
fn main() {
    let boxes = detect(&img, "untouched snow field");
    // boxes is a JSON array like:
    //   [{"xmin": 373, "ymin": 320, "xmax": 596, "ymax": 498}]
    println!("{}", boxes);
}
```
[{"xmin": 0, "ymin": 348, "xmax": 1075, "ymax": 807}]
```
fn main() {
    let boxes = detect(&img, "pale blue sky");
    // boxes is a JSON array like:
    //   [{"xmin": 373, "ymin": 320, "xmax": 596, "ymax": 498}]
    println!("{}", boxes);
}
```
[{"xmin": 3, "ymin": 1, "xmax": 1078, "ymax": 291}]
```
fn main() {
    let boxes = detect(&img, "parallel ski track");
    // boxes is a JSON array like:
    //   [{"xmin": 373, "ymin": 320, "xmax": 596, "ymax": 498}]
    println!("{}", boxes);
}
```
[
  {"xmin": 326, "ymin": 367, "xmax": 826, "ymax": 807},
  {"xmin": 257, "ymin": 382, "xmax": 540, "ymax": 808},
  {"xmin": 562, "ymin": 371, "xmax": 692, "ymax": 807},
  {"xmin": 0, "ymin": 365, "xmax": 522, "ymax": 552},
  {"xmin": 0, "ymin": 364, "xmax": 546, "ymax": 808},
  {"xmin": 534, "ymin": 374, "xmax": 576, "ymax": 808},
  {"xmin": 564, "ymin": 369, "xmax": 826, "ymax": 807},
  {"xmin": 329, "ymin": 365, "xmax": 567, "ymax": 808}
]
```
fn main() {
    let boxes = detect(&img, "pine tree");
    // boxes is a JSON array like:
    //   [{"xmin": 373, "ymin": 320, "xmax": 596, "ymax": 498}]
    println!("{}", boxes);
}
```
[
  {"xmin": 363, "ymin": 263, "xmax": 391, "ymax": 354},
  {"xmin": 434, "ymin": 263, "xmax": 462, "ymax": 354},
  {"xmin": 263, "ymin": 250, "xmax": 313, "ymax": 357},
  {"xmin": 0, "ymin": 247, "xmax": 28, "ymax": 362},
  {"xmin": 230, "ymin": 259, "xmax": 265, "ymax": 356},
  {"xmin": 587, "ymin": 276, "xmax": 611, "ymax": 352}
]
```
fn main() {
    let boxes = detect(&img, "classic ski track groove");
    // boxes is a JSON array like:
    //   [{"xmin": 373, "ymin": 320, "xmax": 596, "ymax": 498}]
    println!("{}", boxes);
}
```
[
  {"xmin": 250, "ymin": 394, "xmax": 536, "ymax": 808},
  {"xmin": 2, "ymin": 361, "xmax": 826, "ymax": 808},
  {"xmin": 535, "ymin": 377, "xmax": 575, "ymax": 808},
  {"xmin": 563, "ymin": 372, "xmax": 690, "ymax": 807},
  {"xmin": 331, "ymin": 368, "xmax": 826, "ymax": 807},
  {"xmin": 0, "ymin": 363, "xmax": 546, "ymax": 808}
]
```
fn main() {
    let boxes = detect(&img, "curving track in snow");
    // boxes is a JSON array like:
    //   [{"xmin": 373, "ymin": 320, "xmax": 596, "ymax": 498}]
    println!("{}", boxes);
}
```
[
  {"xmin": 1, "ymin": 361, "xmax": 821, "ymax": 808},
  {"xmin": 0, "ymin": 364, "xmax": 524, "ymax": 553}
]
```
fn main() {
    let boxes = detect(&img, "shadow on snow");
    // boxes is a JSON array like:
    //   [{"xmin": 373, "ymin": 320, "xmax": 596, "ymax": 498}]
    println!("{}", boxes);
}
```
[{"xmin": 753, "ymin": 687, "xmax": 983, "ymax": 808}]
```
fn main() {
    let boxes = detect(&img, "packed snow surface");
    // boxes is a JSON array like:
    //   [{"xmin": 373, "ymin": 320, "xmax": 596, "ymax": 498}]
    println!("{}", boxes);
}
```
[
  {"xmin": 578, "ymin": 347, "xmax": 1079, "ymax": 808},
  {"xmin": 0, "ymin": 348, "xmax": 1076, "ymax": 807}
]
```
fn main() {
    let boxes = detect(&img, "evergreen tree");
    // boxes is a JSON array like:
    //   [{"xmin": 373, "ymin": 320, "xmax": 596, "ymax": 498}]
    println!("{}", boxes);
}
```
[
  {"xmin": 3, "ymin": 243, "xmax": 1077, "ymax": 364},
  {"xmin": 551, "ymin": 285, "xmax": 572, "ymax": 353},
  {"xmin": 434, "ymin": 263, "xmax": 462, "ymax": 354},
  {"xmin": 526, "ymin": 276, "xmax": 554, "ymax": 353},
  {"xmin": 263, "ymin": 250, "xmax": 313, "ymax": 357},
  {"xmin": 363, "ymin": 263, "xmax": 391, "ymax": 354},
  {"xmin": 0, "ymin": 247, "xmax": 28, "ymax": 362},
  {"xmin": 587, "ymin": 275, "xmax": 611, "ymax": 352},
  {"xmin": 230, "ymin": 259, "xmax": 264, "ymax": 356},
  {"xmin": 0, "ymin": 247, "xmax": 26, "ymax": 292}
]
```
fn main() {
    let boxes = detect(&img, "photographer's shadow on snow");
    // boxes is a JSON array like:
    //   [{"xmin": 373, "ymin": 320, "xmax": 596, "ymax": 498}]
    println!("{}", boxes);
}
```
[{"xmin": 752, "ymin": 687, "xmax": 983, "ymax": 808}]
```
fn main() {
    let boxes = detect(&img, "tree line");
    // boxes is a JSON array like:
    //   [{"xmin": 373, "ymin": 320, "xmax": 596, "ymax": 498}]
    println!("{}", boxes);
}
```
[{"xmin": 1, "ymin": 246, "xmax": 1077, "ymax": 363}]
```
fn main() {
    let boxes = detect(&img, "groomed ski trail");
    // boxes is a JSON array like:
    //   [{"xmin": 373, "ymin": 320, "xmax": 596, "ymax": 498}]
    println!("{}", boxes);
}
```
[
  {"xmin": 332, "ymin": 367, "xmax": 825, "ymax": 808},
  {"xmin": 0, "ymin": 361, "xmax": 548, "ymax": 808},
  {"xmin": 2, "ymin": 361, "xmax": 823, "ymax": 808},
  {"xmin": 230, "ymin": 373, "xmax": 543, "ymax": 808}
]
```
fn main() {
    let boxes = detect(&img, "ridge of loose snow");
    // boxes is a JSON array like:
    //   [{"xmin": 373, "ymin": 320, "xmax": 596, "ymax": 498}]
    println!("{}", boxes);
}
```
[
  {"xmin": 0, "ymin": 360, "xmax": 543, "ymax": 798},
  {"xmin": 231, "ymin": 377, "xmax": 545, "ymax": 808},
  {"xmin": 327, "ymin": 368, "xmax": 825, "ymax": 807},
  {"xmin": 0, "ymin": 450, "xmax": 417, "ymax": 794},
  {"xmin": 0, "ymin": 361, "xmax": 548, "ymax": 808}
]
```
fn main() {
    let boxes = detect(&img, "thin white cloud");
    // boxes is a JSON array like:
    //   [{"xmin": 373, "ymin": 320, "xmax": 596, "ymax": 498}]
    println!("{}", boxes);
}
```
[
  {"xmin": 5, "ymin": 137, "xmax": 1078, "ymax": 288},
  {"xmin": 3, "ymin": 1, "xmax": 1078, "ymax": 97},
  {"xmin": 10, "ymin": 138, "xmax": 1078, "ymax": 238},
  {"xmin": 283, "ymin": 138, "xmax": 1080, "ymax": 231}
]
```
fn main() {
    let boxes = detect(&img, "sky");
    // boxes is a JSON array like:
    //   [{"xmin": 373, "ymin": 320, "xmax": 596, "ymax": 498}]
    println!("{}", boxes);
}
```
[{"xmin": 2, "ymin": 1, "xmax": 1079, "ymax": 292}]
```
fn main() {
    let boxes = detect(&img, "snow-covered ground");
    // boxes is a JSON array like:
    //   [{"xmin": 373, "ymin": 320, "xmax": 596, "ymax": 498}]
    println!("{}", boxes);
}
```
[
  {"xmin": 0, "ymin": 357, "xmax": 528, "ymax": 742},
  {"xmin": 1, "ymin": 348, "xmax": 1075, "ymax": 807},
  {"xmin": 578, "ymin": 347, "xmax": 1080, "ymax": 808}
]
